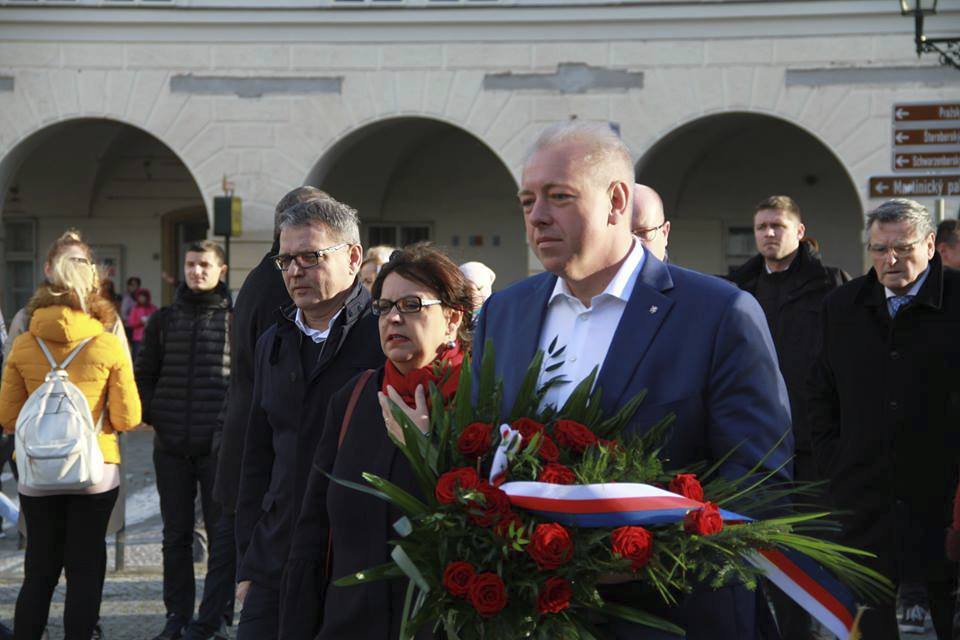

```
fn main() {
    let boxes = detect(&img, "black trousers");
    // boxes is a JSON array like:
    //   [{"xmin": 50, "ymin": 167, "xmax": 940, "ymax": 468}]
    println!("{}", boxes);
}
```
[
  {"xmin": 184, "ymin": 511, "xmax": 236, "ymax": 638},
  {"xmin": 154, "ymin": 446, "xmax": 231, "ymax": 628},
  {"xmin": 14, "ymin": 487, "xmax": 118, "ymax": 640},
  {"xmin": 236, "ymin": 582, "xmax": 279, "ymax": 640}
]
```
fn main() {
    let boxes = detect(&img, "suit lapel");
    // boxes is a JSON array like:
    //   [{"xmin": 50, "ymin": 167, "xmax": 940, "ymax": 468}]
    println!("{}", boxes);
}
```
[
  {"xmin": 596, "ymin": 256, "xmax": 675, "ymax": 415},
  {"xmin": 500, "ymin": 274, "xmax": 556, "ymax": 412}
]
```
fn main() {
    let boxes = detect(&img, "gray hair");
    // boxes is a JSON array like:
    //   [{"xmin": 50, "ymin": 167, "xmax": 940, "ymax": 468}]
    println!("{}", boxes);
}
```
[
  {"xmin": 866, "ymin": 198, "xmax": 935, "ymax": 238},
  {"xmin": 526, "ymin": 120, "xmax": 635, "ymax": 182},
  {"xmin": 278, "ymin": 197, "xmax": 361, "ymax": 245},
  {"xmin": 272, "ymin": 186, "xmax": 330, "ymax": 238}
]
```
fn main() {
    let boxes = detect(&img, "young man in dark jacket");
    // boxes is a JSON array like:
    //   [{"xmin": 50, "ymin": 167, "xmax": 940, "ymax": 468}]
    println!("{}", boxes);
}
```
[
  {"xmin": 136, "ymin": 240, "xmax": 232, "ymax": 640},
  {"xmin": 728, "ymin": 195, "xmax": 848, "ymax": 640},
  {"xmin": 234, "ymin": 197, "xmax": 384, "ymax": 640}
]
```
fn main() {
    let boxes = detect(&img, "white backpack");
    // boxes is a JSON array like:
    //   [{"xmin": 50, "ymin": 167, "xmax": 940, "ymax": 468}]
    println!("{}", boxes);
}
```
[{"xmin": 15, "ymin": 336, "xmax": 104, "ymax": 490}]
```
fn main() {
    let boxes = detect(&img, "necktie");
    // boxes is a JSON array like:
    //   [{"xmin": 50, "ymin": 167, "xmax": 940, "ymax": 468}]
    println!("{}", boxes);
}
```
[{"xmin": 889, "ymin": 294, "xmax": 914, "ymax": 317}]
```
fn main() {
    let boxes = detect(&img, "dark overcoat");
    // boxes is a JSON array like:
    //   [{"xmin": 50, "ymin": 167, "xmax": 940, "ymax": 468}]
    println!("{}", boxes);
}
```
[
  {"xmin": 282, "ymin": 368, "xmax": 431, "ymax": 640},
  {"xmin": 235, "ymin": 281, "xmax": 384, "ymax": 590},
  {"xmin": 808, "ymin": 253, "xmax": 960, "ymax": 581},
  {"xmin": 213, "ymin": 244, "xmax": 291, "ymax": 512},
  {"xmin": 728, "ymin": 242, "xmax": 849, "ymax": 460}
]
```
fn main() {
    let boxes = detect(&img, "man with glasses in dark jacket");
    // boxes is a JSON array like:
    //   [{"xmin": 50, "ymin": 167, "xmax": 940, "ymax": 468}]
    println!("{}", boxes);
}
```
[
  {"xmin": 729, "ymin": 195, "xmax": 848, "ymax": 640},
  {"xmin": 137, "ymin": 240, "xmax": 233, "ymax": 640},
  {"xmin": 234, "ymin": 197, "xmax": 383, "ymax": 640}
]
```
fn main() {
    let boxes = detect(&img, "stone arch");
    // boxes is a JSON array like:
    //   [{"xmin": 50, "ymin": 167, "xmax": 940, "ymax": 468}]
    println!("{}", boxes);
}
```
[
  {"xmin": 305, "ymin": 115, "xmax": 525, "ymax": 288},
  {"xmin": 0, "ymin": 117, "xmax": 207, "ymax": 308},
  {"xmin": 635, "ymin": 110, "xmax": 864, "ymax": 276}
]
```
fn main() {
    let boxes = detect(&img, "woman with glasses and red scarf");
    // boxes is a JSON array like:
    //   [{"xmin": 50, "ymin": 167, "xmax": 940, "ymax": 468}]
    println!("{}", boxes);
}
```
[{"xmin": 280, "ymin": 243, "xmax": 474, "ymax": 640}]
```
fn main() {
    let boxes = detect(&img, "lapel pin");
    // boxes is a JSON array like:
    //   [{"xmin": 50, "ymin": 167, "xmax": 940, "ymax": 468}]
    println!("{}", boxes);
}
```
[{"xmin": 649, "ymin": 305, "xmax": 658, "ymax": 314}]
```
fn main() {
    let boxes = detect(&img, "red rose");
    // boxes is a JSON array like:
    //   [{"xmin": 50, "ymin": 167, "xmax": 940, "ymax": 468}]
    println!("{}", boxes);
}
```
[
  {"xmin": 457, "ymin": 422, "xmax": 493, "ymax": 459},
  {"xmin": 528, "ymin": 523, "xmax": 574, "ymax": 570},
  {"xmin": 493, "ymin": 511, "xmax": 524, "ymax": 539},
  {"xmin": 537, "ymin": 435, "xmax": 560, "ymax": 462},
  {"xmin": 468, "ymin": 481, "xmax": 512, "ymax": 527},
  {"xmin": 598, "ymin": 438, "xmax": 619, "ymax": 451},
  {"xmin": 668, "ymin": 473, "xmax": 704, "ymax": 502},
  {"xmin": 539, "ymin": 463, "xmax": 576, "ymax": 485},
  {"xmin": 537, "ymin": 576, "xmax": 572, "ymax": 615},
  {"xmin": 435, "ymin": 467, "xmax": 480, "ymax": 504},
  {"xmin": 468, "ymin": 572, "xmax": 508, "ymax": 617},
  {"xmin": 553, "ymin": 420, "xmax": 598, "ymax": 453},
  {"xmin": 610, "ymin": 526, "xmax": 654, "ymax": 570},
  {"xmin": 513, "ymin": 417, "xmax": 545, "ymax": 442},
  {"xmin": 684, "ymin": 502, "xmax": 724, "ymax": 536},
  {"xmin": 443, "ymin": 561, "xmax": 476, "ymax": 597}
]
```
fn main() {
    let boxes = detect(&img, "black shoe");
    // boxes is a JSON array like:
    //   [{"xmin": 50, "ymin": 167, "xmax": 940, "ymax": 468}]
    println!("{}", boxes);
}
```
[
  {"xmin": 92, "ymin": 621, "xmax": 105, "ymax": 639},
  {"xmin": 152, "ymin": 613, "xmax": 187, "ymax": 640}
]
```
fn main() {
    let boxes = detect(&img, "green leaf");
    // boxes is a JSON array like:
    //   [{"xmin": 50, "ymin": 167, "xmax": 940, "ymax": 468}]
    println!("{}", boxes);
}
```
[
  {"xmin": 557, "ymin": 366, "xmax": 598, "ymax": 421},
  {"xmin": 392, "ymin": 545, "xmax": 431, "ymax": 593},
  {"xmin": 361, "ymin": 472, "xmax": 429, "ymax": 516},
  {"xmin": 385, "ymin": 399, "xmax": 439, "ymax": 499},
  {"xmin": 589, "ymin": 601, "xmax": 684, "ymax": 636},
  {"xmin": 508, "ymin": 350, "xmax": 547, "ymax": 421},
  {"xmin": 333, "ymin": 561, "xmax": 405, "ymax": 586}
]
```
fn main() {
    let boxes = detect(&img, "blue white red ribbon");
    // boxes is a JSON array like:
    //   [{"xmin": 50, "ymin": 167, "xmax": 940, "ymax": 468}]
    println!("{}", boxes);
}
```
[{"xmin": 501, "ymin": 481, "xmax": 860, "ymax": 640}]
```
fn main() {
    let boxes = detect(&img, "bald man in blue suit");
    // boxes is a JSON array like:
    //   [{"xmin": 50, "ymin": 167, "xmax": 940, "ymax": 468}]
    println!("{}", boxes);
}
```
[{"xmin": 474, "ymin": 121, "xmax": 792, "ymax": 639}]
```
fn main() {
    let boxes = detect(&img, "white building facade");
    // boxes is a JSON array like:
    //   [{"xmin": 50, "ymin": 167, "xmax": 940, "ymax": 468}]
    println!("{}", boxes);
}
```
[{"xmin": 0, "ymin": 0, "xmax": 958, "ymax": 309}]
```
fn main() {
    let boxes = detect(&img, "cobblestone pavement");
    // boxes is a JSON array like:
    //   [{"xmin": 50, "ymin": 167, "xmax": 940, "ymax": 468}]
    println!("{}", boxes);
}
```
[{"xmin": 0, "ymin": 430, "xmax": 940, "ymax": 639}]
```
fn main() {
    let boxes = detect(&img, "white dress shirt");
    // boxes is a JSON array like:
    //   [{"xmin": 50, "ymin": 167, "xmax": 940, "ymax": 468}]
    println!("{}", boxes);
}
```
[
  {"xmin": 294, "ymin": 306, "xmax": 342, "ymax": 343},
  {"xmin": 538, "ymin": 239, "xmax": 646, "ymax": 410}
]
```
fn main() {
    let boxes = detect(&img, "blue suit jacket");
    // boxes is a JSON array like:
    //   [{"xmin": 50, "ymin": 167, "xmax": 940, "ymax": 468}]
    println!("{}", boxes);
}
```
[{"xmin": 473, "ymin": 250, "xmax": 793, "ymax": 639}]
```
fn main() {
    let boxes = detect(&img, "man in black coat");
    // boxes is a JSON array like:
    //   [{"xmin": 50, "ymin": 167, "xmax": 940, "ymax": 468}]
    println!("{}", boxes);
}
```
[
  {"xmin": 234, "ymin": 197, "xmax": 384, "ymax": 640},
  {"xmin": 808, "ymin": 198, "xmax": 960, "ymax": 640},
  {"xmin": 136, "ymin": 240, "xmax": 232, "ymax": 640},
  {"xmin": 729, "ymin": 195, "xmax": 848, "ymax": 640}
]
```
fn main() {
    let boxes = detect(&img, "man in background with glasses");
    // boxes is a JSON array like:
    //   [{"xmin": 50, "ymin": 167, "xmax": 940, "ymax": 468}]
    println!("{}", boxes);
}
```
[
  {"xmin": 808, "ymin": 198, "xmax": 960, "ymax": 640},
  {"xmin": 728, "ymin": 195, "xmax": 848, "ymax": 640},
  {"xmin": 632, "ymin": 183, "xmax": 670, "ymax": 261},
  {"xmin": 235, "ymin": 197, "xmax": 383, "ymax": 640}
]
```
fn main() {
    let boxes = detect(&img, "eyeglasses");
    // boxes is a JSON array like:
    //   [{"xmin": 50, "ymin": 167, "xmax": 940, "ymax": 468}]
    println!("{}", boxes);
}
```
[
  {"xmin": 867, "ymin": 239, "xmax": 922, "ymax": 258},
  {"xmin": 273, "ymin": 243, "xmax": 349, "ymax": 271},
  {"xmin": 372, "ymin": 296, "xmax": 443, "ymax": 316},
  {"xmin": 634, "ymin": 220, "xmax": 667, "ymax": 242}
]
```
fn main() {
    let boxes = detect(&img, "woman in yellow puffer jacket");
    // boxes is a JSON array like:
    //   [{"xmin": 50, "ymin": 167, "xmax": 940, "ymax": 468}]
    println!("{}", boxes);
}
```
[{"xmin": 0, "ymin": 233, "xmax": 141, "ymax": 640}]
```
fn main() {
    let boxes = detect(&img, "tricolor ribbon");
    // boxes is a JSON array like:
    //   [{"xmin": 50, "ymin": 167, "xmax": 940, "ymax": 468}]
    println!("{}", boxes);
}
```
[{"xmin": 500, "ymin": 480, "xmax": 860, "ymax": 640}]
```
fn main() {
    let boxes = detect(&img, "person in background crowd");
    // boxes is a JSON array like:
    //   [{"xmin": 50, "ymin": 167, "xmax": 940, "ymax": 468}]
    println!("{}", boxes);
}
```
[
  {"xmin": 0, "ymin": 238, "xmax": 141, "ymax": 640},
  {"xmin": 936, "ymin": 219, "xmax": 960, "ymax": 269},
  {"xmin": 359, "ymin": 245, "xmax": 394, "ymax": 292},
  {"xmin": 728, "ymin": 195, "xmax": 848, "ymax": 640},
  {"xmin": 809, "ymin": 198, "xmax": 960, "ymax": 639},
  {"xmin": 476, "ymin": 121, "xmax": 791, "ymax": 640},
  {"xmin": 632, "ymin": 183, "xmax": 670, "ymax": 262},
  {"xmin": 100, "ymin": 279, "xmax": 121, "ymax": 313},
  {"xmin": 5, "ymin": 232, "xmax": 131, "ymax": 363},
  {"xmin": 235, "ymin": 197, "xmax": 383, "ymax": 640},
  {"xmin": 126, "ymin": 288, "xmax": 157, "ymax": 361},
  {"xmin": 282, "ymin": 243, "xmax": 471, "ymax": 640},
  {"xmin": 213, "ymin": 187, "xmax": 324, "ymax": 548},
  {"xmin": 136, "ymin": 241, "xmax": 232, "ymax": 640},
  {"xmin": 459, "ymin": 261, "xmax": 496, "ymax": 309},
  {"xmin": 120, "ymin": 276, "xmax": 141, "ymax": 325}
]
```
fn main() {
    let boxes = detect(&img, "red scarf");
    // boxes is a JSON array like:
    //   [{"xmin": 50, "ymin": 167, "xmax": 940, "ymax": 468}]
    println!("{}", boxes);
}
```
[{"xmin": 382, "ymin": 342, "xmax": 464, "ymax": 409}]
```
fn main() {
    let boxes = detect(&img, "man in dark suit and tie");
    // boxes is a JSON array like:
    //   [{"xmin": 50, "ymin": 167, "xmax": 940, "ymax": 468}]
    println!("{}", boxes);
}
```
[{"xmin": 473, "ymin": 120, "xmax": 793, "ymax": 639}]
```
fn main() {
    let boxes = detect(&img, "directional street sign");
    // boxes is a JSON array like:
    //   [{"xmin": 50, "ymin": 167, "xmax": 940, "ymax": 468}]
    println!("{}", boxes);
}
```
[
  {"xmin": 894, "ymin": 152, "xmax": 960, "ymax": 170},
  {"xmin": 894, "ymin": 103, "xmax": 960, "ymax": 122},
  {"xmin": 893, "ymin": 128, "xmax": 960, "ymax": 146},
  {"xmin": 869, "ymin": 175, "xmax": 960, "ymax": 198},
  {"xmin": 892, "ymin": 103, "xmax": 960, "ymax": 173}
]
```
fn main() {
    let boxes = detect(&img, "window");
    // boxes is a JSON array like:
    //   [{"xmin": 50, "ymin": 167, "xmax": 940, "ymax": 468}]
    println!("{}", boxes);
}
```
[
  {"xmin": 726, "ymin": 226, "xmax": 754, "ymax": 274},
  {"xmin": 4, "ymin": 219, "xmax": 36, "ymax": 315},
  {"xmin": 366, "ymin": 223, "xmax": 431, "ymax": 248}
]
